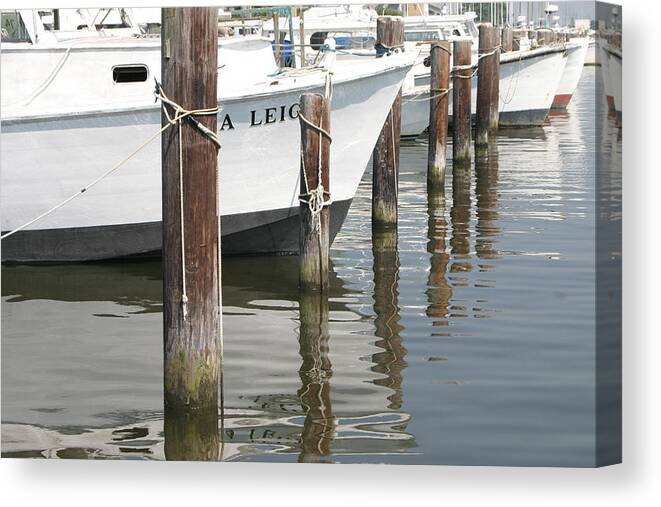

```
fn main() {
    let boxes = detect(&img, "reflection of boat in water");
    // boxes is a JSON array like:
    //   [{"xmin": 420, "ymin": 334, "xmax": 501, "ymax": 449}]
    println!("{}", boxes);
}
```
[
  {"xmin": 1, "ymin": 9, "xmax": 415, "ymax": 262},
  {"xmin": 1, "ymin": 255, "xmax": 416, "ymax": 460}
]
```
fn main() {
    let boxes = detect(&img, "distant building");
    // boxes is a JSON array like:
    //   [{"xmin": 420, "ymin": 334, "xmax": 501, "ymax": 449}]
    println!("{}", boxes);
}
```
[{"xmin": 574, "ymin": 18, "xmax": 591, "ymax": 31}]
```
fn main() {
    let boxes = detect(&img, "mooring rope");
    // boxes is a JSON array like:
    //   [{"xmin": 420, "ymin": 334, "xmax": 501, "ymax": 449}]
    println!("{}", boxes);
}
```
[
  {"xmin": 403, "ymin": 87, "xmax": 451, "ymax": 103},
  {"xmin": 154, "ymin": 80, "xmax": 220, "ymax": 321},
  {"xmin": 0, "ymin": 119, "xmax": 171, "ymax": 241},
  {"xmin": 298, "ymin": 111, "xmax": 332, "ymax": 236},
  {"xmin": 430, "ymin": 43, "xmax": 452, "ymax": 56},
  {"xmin": 500, "ymin": 50, "xmax": 524, "ymax": 106},
  {"xmin": 375, "ymin": 42, "xmax": 405, "ymax": 57},
  {"xmin": 451, "ymin": 65, "xmax": 479, "ymax": 79}
]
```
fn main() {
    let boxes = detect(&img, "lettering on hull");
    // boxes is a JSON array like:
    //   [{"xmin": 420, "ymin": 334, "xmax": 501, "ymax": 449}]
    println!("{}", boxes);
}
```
[{"xmin": 220, "ymin": 103, "xmax": 300, "ymax": 131}]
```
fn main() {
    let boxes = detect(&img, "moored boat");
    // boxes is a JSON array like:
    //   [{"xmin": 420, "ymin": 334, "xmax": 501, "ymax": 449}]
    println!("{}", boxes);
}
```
[
  {"xmin": 0, "ymin": 10, "xmax": 415, "ymax": 262},
  {"xmin": 401, "ymin": 42, "xmax": 569, "ymax": 137},
  {"xmin": 551, "ymin": 37, "xmax": 589, "ymax": 109}
]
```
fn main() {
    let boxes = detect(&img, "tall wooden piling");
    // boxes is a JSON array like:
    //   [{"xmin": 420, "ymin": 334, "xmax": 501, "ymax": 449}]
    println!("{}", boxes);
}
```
[
  {"xmin": 476, "ymin": 25, "xmax": 500, "ymax": 147},
  {"xmin": 299, "ymin": 93, "xmax": 331, "ymax": 291},
  {"xmin": 528, "ymin": 29, "xmax": 536, "ymax": 45},
  {"xmin": 536, "ymin": 29, "xmax": 547, "ymax": 46},
  {"xmin": 299, "ymin": 8, "xmax": 306, "ymax": 67},
  {"xmin": 502, "ymin": 27, "xmax": 513, "ymax": 52},
  {"xmin": 272, "ymin": 12, "xmax": 281, "ymax": 66},
  {"xmin": 427, "ymin": 41, "xmax": 451, "ymax": 191},
  {"xmin": 452, "ymin": 39, "xmax": 472, "ymax": 166},
  {"xmin": 372, "ymin": 16, "xmax": 404, "ymax": 229},
  {"xmin": 161, "ymin": 8, "xmax": 221, "ymax": 413}
]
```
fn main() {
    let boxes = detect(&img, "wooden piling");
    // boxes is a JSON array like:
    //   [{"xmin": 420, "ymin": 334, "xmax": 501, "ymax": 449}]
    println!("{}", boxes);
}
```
[
  {"xmin": 427, "ymin": 41, "xmax": 451, "ymax": 191},
  {"xmin": 528, "ymin": 29, "xmax": 536, "ymax": 45},
  {"xmin": 477, "ymin": 25, "xmax": 500, "ymax": 147},
  {"xmin": 492, "ymin": 31, "xmax": 501, "ymax": 133},
  {"xmin": 502, "ymin": 27, "xmax": 513, "ymax": 52},
  {"xmin": 512, "ymin": 29, "xmax": 522, "ymax": 51},
  {"xmin": 299, "ymin": 93, "xmax": 331, "ymax": 291},
  {"xmin": 536, "ymin": 29, "xmax": 547, "ymax": 46},
  {"xmin": 452, "ymin": 39, "xmax": 472, "ymax": 165},
  {"xmin": 299, "ymin": 8, "xmax": 306, "ymax": 67},
  {"xmin": 272, "ymin": 12, "xmax": 281, "ymax": 66},
  {"xmin": 372, "ymin": 16, "xmax": 404, "ymax": 229},
  {"xmin": 161, "ymin": 7, "xmax": 221, "ymax": 412}
]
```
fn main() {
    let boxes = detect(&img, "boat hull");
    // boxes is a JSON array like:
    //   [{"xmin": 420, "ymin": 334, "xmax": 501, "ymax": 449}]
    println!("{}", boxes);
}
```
[
  {"xmin": 552, "ymin": 38, "xmax": 588, "ymax": 109},
  {"xmin": 0, "ymin": 200, "xmax": 353, "ymax": 262},
  {"xmin": 401, "ymin": 47, "xmax": 568, "ymax": 137},
  {"xmin": 1, "ymin": 61, "xmax": 410, "ymax": 262}
]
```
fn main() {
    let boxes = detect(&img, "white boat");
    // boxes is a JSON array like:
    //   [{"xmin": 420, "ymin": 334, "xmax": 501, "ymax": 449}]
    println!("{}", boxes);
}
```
[
  {"xmin": 397, "ymin": 12, "xmax": 571, "ymax": 137},
  {"xmin": 400, "ymin": 42, "xmax": 569, "ymax": 137},
  {"xmin": 0, "ymin": 10, "xmax": 415, "ymax": 262},
  {"xmin": 598, "ymin": 35, "xmax": 621, "ymax": 121},
  {"xmin": 551, "ymin": 37, "xmax": 589, "ymax": 109}
]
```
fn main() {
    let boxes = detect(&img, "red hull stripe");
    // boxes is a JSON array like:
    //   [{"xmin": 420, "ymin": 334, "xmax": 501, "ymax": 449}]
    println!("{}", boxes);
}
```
[{"xmin": 551, "ymin": 94, "xmax": 573, "ymax": 109}]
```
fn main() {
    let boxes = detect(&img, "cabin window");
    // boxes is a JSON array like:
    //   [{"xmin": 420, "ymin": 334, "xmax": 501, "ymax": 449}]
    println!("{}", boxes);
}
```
[
  {"xmin": 112, "ymin": 65, "xmax": 149, "ymax": 83},
  {"xmin": 404, "ymin": 31, "xmax": 440, "ymax": 42},
  {"xmin": 1, "ymin": 11, "xmax": 31, "ymax": 43},
  {"xmin": 310, "ymin": 32, "xmax": 329, "ymax": 50}
]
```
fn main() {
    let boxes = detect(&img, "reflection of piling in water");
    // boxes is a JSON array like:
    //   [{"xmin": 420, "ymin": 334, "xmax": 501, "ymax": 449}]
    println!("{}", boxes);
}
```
[
  {"xmin": 297, "ymin": 291, "xmax": 334, "ymax": 463},
  {"xmin": 475, "ymin": 144, "xmax": 501, "ymax": 262},
  {"xmin": 371, "ymin": 230, "xmax": 406, "ymax": 410},
  {"xmin": 164, "ymin": 407, "xmax": 220, "ymax": 461},
  {"xmin": 450, "ymin": 166, "xmax": 473, "ymax": 274},
  {"xmin": 426, "ymin": 190, "xmax": 453, "ymax": 328}
]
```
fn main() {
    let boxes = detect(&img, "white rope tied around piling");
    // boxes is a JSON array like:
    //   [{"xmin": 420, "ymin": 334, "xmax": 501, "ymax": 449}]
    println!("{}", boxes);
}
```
[
  {"xmin": 478, "ymin": 45, "xmax": 502, "ymax": 59},
  {"xmin": 298, "ymin": 73, "xmax": 334, "ymax": 238},
  {"xmin": 451, "ymin": 65, "xmax": 479, "ymax": 79},
  {"xmin": 155, "ymin": 80, "xmax": 221, "ymax": 321},
  {"xmin": 403, "ymin": 87, "xmax": 450, "ymax": 104},
  {"xmin": 430, "ymin": 43, "xmax": 452, "ymax": 56},
  {"xmin": 298, "ymin": 112, "xmax": 333, "ymax": 235}
]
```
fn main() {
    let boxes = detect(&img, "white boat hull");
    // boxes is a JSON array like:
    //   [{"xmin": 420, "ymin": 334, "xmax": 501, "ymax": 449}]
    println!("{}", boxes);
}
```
[
  {"xmin": 1, "ymin": 61, "xmax": 412, "ymax": 261},
  {"xmin": 400, "ymin": 47, "xmax": 568, "ymax": 137},
  {"xmin": 552, "ymin": 38, "xmax": 589, "ymax": 109}
]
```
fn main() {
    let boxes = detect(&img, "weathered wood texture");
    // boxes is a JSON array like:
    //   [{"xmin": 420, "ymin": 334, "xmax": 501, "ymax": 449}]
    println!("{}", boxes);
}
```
[
  {"xmin": 512, "ymin": 29, "xmax": 525, "ymax": 51},
  {"xmin": 452, "ymin": 39, "xmax": 472, "ymax": 165},
  {"xmin": 528, "ymin": 29, "xmax": 536, "ymax": 44},
  {"xmin": 299, "ymin": 93, "xmax": 331, "ymax": 291},
  {"xmin": 375, "ymin": 15, "xmax": 404, "ymax": 54},
  {"xmin": 372, "ymin": 16, "xmax": 404, "ymax": 229},
  {"xmin": 476, "ymin": 25, "xmax": 493, "ymax": 146},
  {"xmin": 272, "ymin": 12, "xmax": 281, "ymax": 66},
  {"xmin": 161, "ymin": 8, "xmax": 221, "ymax": 411},
  {"xmin": 491, "ymin": 29, "xmax": 501, "ymax": 133},
  {"xmin": 427, "ymin": 41, "xmax": 451, "ymax": 190},
  {"xmin": 502, "ymin": 27, "xmax": 513, "ymax": 52},
  {"xmin": 299, "ymin": 8, "xmax": 306, "ymax": 67}
]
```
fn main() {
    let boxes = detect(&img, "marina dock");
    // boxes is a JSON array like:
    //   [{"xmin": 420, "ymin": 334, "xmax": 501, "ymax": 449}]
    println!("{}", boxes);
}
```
[{"xmin": 0, "ymin": 3, "xmax": 621, "ymax": 466}]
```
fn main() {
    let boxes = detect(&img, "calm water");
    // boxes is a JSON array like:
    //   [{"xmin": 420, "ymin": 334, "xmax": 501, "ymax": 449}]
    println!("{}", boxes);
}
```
[{"xmin": 1, "ymin": 67, "xmax": 618, "ymax": 465}]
